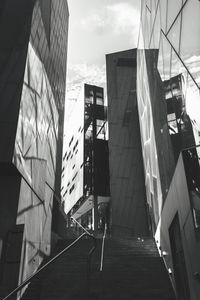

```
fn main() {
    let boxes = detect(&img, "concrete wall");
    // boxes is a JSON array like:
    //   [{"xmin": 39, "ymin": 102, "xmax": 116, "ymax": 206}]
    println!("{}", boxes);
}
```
[
  {"xmin": 106, "ymin": 49, "xmax": 149, "ymax": 237},
  {"xmin": 155, "ymin": 154, "xmax": 200, "ymax": 300}
]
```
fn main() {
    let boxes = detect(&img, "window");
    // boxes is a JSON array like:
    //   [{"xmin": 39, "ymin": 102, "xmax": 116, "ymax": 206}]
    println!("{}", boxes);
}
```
[
  {"xmin": 67, "ymin": 151, "xmax": 71, "ymax": 161},
  {"xmin": 63, "ymin": 189, "xmax": 68, "ymax": 197},
  {"xmin": 69, "ymin": 136, "xmax": 74, "ymax": 147},
  {"xmin": 73, "ymin": 140, "xmax": 78, "ymax": 152},
  {"xmin": 63, "ymin": 151, "xmax": 67, "ymax": 160},
  {"xmin": 167, "ymin": 113, "xmax": 178, "ymax": 134},
  {"xmin": 69, "ymin": 184, "xmax": 75, "ymax": 194},
  {"xmin": 72, "ymin": 172, "xmax": 78, "ymax": 181},
  {"xmin": 117, "ymin": 57, "xmax": 136, "ymax": 68}
]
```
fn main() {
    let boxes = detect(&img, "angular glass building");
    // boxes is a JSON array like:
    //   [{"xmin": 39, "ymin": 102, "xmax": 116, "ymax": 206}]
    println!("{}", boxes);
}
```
[
  {"xmin": 137, "ymin": 1, "xmax": 200, "ymax": 299},
  {"xmin": 0, "ymin": 0, "xmax": 68, "ymax": 295}
]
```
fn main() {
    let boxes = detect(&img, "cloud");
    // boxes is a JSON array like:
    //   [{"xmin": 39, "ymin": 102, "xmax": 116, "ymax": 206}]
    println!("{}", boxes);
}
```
[
  {"xmin": 79, "ymin": 2, "xmax": 140, "ymax": 38},
  {"xmin": 66, "ymin": 63, "xmax": 106, "ymax": 101},
  {"xmin": 80, "ymin": 14, "xmax": 107, "ymax": 35},
  {"xmin": 106, "ymin": 3, "xmax": 140, "ymax": 35},
  {"xmin": 65, "ymin": 63, "xmax": 106, "ymax": 123},
  {"xmin": 66, "ymin": 2, "xmax": 141, "ymax": 114},
  {"xmin": 185, "ymin": 55, "xmax": 200, "ymax": 65}
]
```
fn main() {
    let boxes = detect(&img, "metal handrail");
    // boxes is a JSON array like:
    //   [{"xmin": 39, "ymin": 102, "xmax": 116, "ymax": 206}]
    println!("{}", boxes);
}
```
[
  {"xmin": 71, "ymin": 216, "xmax": 92, "ymax": 235},
  {"xmin": 100, "ymin": 224, "xmax": 107, "ymax": 272},
  {"xmin": 1, "ymin": 232, "xmax": 97, "ymax": 300}
]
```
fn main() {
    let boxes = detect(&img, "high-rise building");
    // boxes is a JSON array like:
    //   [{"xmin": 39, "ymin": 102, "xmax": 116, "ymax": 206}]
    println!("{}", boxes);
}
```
[
  {"xmin": 137, "ymin": 1, "xmax": 200, "ymax": 299},
  {"xmin": 62, "ymin": 84, "xmax": 110, "ymax": 234},
  {"xmin": 0, "ymin": 0, "xmax": 68, "ymax": 294},
  {"xmin": 106, "ymin": 49, "xmax": 149, "ymax": 237}
]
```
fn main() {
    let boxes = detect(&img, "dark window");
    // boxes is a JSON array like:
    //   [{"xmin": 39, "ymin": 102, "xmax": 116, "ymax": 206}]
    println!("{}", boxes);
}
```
[
  {"xmin": 63, "ymin": 189, "xmax": 68, "ymax": 197},
  {"xmin": 69, "ymin": 136, "xmax": 74, "ymax": 147},
  {"xmin": 63, "ymin": 151, "xmax": 67, "ymax": 160},
  {"xmin": 67, "ymin": 151, "xmax": 71, "ymax": 161},
  {"xmin": 69, "ymin": 184, "xmax": 75, "ymax": 194},
  {"xmin": 72, "ymin": 172, "xmax": 78, "ymax": 181},
  {"xmin": 73, "ymin": 140, "xmax": 78, "ymax": 152},
  {"xmin": 117, "ymin": 58, "xmax": 136, "ymax": 68}
]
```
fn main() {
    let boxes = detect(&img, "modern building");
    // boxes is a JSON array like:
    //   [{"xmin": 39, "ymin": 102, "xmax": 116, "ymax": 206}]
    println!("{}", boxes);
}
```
[
  {"xmin": 0, "ymin": 0, "xmax": 68, "ymax": 295},
  {"xmin": 137, "ymin": 1, "xmax": 200, "ymax": 299},
  {"xmin": 62, "ymin": 84, "xmax": 110, "ymax": 234},
  {"xmin": 106, "ymin": 49, "xmax": 150, "ymax": 237}
]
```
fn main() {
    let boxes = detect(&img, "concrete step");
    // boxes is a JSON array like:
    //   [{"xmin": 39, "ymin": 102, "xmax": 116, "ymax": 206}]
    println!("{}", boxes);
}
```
[{"xmin": 19, "ymin": 237, "xmax": 176, "ymax": 300}]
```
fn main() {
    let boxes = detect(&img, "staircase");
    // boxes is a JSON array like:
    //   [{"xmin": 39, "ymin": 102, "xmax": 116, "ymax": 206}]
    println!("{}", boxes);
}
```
[
  {"xmin": 3, "ymin": 237, "xmax": 176, "ymax": 300},
  {"xmin": 90, "ymin": 238, "xmax": 176, "ymax": 300}
]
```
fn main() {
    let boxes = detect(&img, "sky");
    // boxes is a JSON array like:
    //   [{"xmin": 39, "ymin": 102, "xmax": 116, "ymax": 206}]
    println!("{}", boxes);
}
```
[{"xmin": 66, "ymin": 0, "xmax": 141, "ymax": 105}]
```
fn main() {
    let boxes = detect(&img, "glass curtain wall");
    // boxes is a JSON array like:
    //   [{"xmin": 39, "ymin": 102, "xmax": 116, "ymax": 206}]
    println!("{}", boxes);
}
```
[{"xmin": 137, "ymin": 0, "xmax": 200, "ymax": 228}]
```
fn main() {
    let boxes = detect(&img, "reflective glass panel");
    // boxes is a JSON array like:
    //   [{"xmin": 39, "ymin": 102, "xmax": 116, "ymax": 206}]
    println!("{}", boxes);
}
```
[
  {"xmin": 170, "ymin": 45, "xmax": 183, "ymax": 79},
  {"xmin": 157, "ymin": 33, "xmax": 172, "ymax": 80},
  {"xmin": 14, "ymin": 43, "xmax": 59, "ymax": 191},
  {"xmin": 149, "ymin": 1, "xmax": 161, "ymax": 49},
  {"xmin": 184, "ymin": 73, "xmax": 200, "ymax": 146},
  {"xmin": 159, "ymin": 0, "xmax": 168, "ymax": 33},
  {"xmin": 137, "ymin": 49, "xmax": 163, "ymax": 225},
  {"xmin": 180, "ymin": 0, "xmax": 200, "ymax": 83},
  {"xmin": 144, "ymin": 6, "xmax": 151, "ymax": 48},
  {"xmin": 167, "ymin": 15, "xmax": 181, "ymax": 54},
  {"xmin": 166, "ymin": 0, "xmax": 183, "ymax": 33}
]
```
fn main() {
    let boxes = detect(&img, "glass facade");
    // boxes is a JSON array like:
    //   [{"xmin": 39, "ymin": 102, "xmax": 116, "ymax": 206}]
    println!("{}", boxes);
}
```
[
  {"xmin": 137, "ymin": 0, "xmax": 200, "ymax": 230},
  {"xmin": 0, "ymin": 0, "xmax": 69, "ymax": 293},
  {"xmin": 14, "ymin": 43, "xmax": 59, "ymax": 282},
  {"xmin": 30, "ymin": 0, "xmax": 69, "ymax": 201},
  {"xmin": 137, "ymin": 49, "xmax": 163, "ymax": 227},
  {"xmin": 14, "ymin": 43, "xmax": 58, "ymax": 186},
  {"xmin": 138, "ymin": 2, "xmax": 200, "ymax": 298}
]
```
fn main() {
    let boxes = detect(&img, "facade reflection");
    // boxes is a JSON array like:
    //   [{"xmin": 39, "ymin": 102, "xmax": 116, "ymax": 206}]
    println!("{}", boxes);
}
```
[
  {"xmin": 0, "ymin": 0, "xmax": 69, "ymax": 295},
  {"xmin": 138, "ymin": 1, "xmax": 200, "ymax": 299}
]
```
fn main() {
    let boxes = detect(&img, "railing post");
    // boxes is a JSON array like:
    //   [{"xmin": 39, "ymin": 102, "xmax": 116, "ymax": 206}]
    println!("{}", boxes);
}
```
[
  {"xmin": 100, "ymin": 224, "xmax": 107, "ymax": 272},
  {"xmin": 86, "ymin": 235, "xmax": 97, "ymax": 300}
]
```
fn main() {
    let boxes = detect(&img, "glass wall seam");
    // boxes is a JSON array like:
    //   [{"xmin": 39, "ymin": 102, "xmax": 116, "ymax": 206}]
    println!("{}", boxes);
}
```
[
  {"xmin": 161, "ymin": 29, "xmax": 200, "ymax": 90},
  {"xmin": 166, "ymin": 0, "xmax": 189, "ymax": 36}
]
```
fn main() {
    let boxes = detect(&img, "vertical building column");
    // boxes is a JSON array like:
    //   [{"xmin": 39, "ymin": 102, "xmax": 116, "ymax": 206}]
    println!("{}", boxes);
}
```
[
  {"xmin": 93, "ymin": 196, "xmax": 98, "ymax": 234},
  {"xmin": 92, "ymin": 87, "xmax": 98, "ymax": 235}
]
